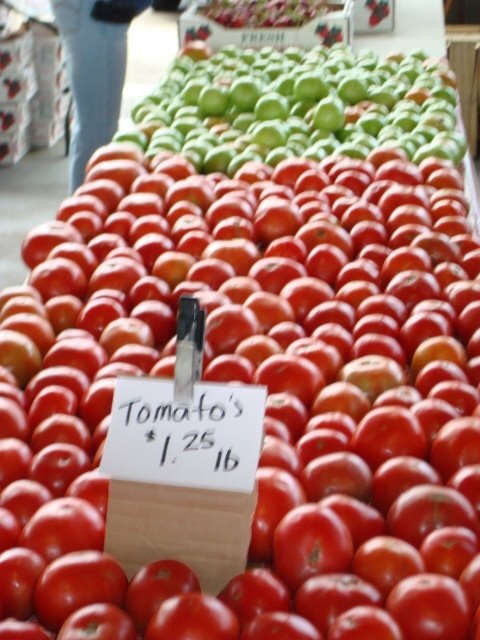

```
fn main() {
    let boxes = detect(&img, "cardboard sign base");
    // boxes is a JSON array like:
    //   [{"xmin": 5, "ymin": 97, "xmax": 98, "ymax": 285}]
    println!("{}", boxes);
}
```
[{"xmin": 104, "ymin": 479, "xmax": 256, "ymax": 595}]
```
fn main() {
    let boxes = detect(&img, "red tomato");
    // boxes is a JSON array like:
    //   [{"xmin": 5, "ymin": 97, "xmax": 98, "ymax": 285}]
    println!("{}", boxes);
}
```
[
  {"xmin": 0, "ymin": 396, "xmax": 29, "ymax": 441},
  {"xmin": 273, "ymin": 504, "xmax": 354, "ymax": 591},
  {"xmin": 317, "ymin": 494, "xmax": 385, "ymax": 549},
  {"xmin": 21, "ymin": 221, "xmax": 85, "ymax": 270},
  {"xmin": 248, "ymin": 257, "xmax": 307, "ymax": 294},
  {"xmin": 243, "ymin": 291, "xmax": 295, "ymax": 333},
  {"xmin": 386, "ymin": 484, "xmax": 479, "ymax": 547},
  {"xmin": 304, "ymin": 244, "xmax": 349, "ymax": 285},
  {"xmin": 0, "ymin": 620, "xmax": 51, "ymax": 640},
  {"xmin": 352, "ymin": 535, "xmax": 426, "ymax": 600},
  {"xmin": 259, "ymin": 435, "xmax": 302, "ymax": 477},
  {"xmin": 0, "ymin": 546, "xmax": 46, "ymax": 620},
  {"xmin": 20, "ymin": 496, "xmax": 104, "ymax": 562},
  {"xmin": 419, "ymin": 525, "xmax": 479, "ymax": 579},
  {"xmin": 249, "ymin": 467, "xmax": 306, "ymax": 563},
  {"xmin": 0, "ymin": 479, "xmax": 52, "ymax": 528},
  {"xmin": 311, "ymin": 382, "xmax": 370, "ymax": 423},
  {"xmin": 0, "ymin": 506, "xmax": 20, "ymax": 551},
  {"xmin": 304, "ymin": 411, "xmax": 356, "ymax": 439},
  {"xmin": 144, "ymin": 592, "xmax": 239, "ymax": 640},
  {"xmin": 295, "ymin": 429, "xmax": 349, "ymax": 467},
  {"xmin": 239, "ymin": 612, "xmax": 321, "ymax": 640},
  {"xmin": 42, "ymin": 338, "xmax": 108, "ymax": 380},
  {"xmin": 386, "ymin": 573, "xmax": 472, "ymax": 640},
  {"xmin": 301, "ymin": 451, "xmax": 373, "ymax": 503},
  {"xmin": 205, "ymin": 304, "xmax": 261, "ymax": 355},
  {"xmin": 28, "ymin": 442, "xmax": 91, "ymax": 498},
  {"xmin": 430, "ymin": 416, "xmax": 480, "ymax": 481},
  {"xmin": 218, "ymin": 568, "xmax": 291, "ymax": 629},
  {"xmin": 295, "ymin": 573, "xmax": 382, "ymax": 636},
  {"xmin": 351, "ymin": 407, "xmax": 427, "ymax": 471},
  {"xmin": 125, "ymin": 559, "xmax": 200, "ymax": 634},
  {"xmin": 264, "ymin": 392, "xmax": 309, "ymax": 443},
  {"xmin": 372, "ymin": 456, "xmax": 442, "ymax": 516},
  {"xmin": 254, "ymin": 354, "xmax": 325, "ymax": 408},
  {"xmin": 310, "ymin": 324, "xmax": 353, "ymax": 361},
  {"xmin": 0, "ymin": 436, "xmax": 31, "ymax": 491},
  {"xmin": 57, "ymin": 603, "xmax": 137, "ymax": 640},
  {"xmin": 327, "ymin": 605, "xmax": 404, "ymax": 640},
  {"xmin": 34, "ymin": 550, "xmax": 128, "ymax": 632},
  {"xmin": 0, "ymin": 313, "xmax": 55, "ymax": 357},
  {"xmin": 448, "ymin": 464, "xmax": 480, "ymax": 520},
  {"xmin": 304, "ymin": 300, "xmax": 356, "ymax": 334},
  {"xmin": 411, "ymin": 398, "xmax": 460, "ymax": 450}
]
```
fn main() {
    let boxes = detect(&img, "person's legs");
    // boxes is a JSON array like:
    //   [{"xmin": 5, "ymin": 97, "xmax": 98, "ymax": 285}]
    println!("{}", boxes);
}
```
[{"xmin": 52, "ymin": 0, "xmax": 129, "ymax": 192}]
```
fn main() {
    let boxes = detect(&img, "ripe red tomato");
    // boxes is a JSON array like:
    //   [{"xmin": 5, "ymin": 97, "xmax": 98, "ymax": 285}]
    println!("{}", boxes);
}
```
[
  {"xmin": 57, "ymin": 603, "xmax": 137, "ymax": 640},
  {"xmin": 352, "ymin": 535, "xmax": 426, "ymax": 600},
  {"xmin": 327, "ymin": 605, "xmax": 404, "ymax": 640},
  {"xmin": 0, "ymin": 437, "xmax": 31, "ymax": 489},
  {"xmin": 239, "ymin": 612, "xmax": 321, "ymax": 640},
  {"xmin": 0, "ymin": 546, "xmax": 46, "ymax": 620},
  {"xmin": 218, "ymin": 568, "xmax": 291, "ymax": 629},
  {"xmin": 301, "ymin": 451, "xmax": 373, "ymax": 503},
  {"xmin": 311, "ymin": 382, "xmax": 370, "ymax": 423},
  {"xmin": 20, "ymin": 496, "xmax": 105, "ymax": 562},
  {"xmin": 386, "ymin": 573, "xmax": 472, "ymax": 640},
  {"xmin": 419, "ymin": 525, "xmax": 479, "ymax": 579},
  {"xmin": 372, "ymin": 456, "xmax": 442, "ymax": 516},
  {"xmin": 386, "ymin": 484, "xmax": 479, "ymax": 547},
  {"xmin": 0, "ymin": 620, "xmax": 51, "ymax": 640},
  {"xmin": 125, "ymin": 559, "xmax": 200, "ymax": 634},
  {"xmin": 0, "ymin": 479, "xmax": 52, "ymax": 528},
  {"xmin": 144, "ymin": 592, "xmax": 239, "ymax": 640},
  {"xmin": 34, "ymin": 550, "xmax": 128, "ymax": 632},
  {"xmin": 295, "ymin": 573, "xmax": 382, "ymax": 636},
  {"xmin": 317, "ymin": 494, "xmax": 385, "ymax": 549},
  {"xmin": 351, "ymin": 407, "xmax": 427, "ymax": 471},
  {"xmin": 249, "ymin": 467, "xmax": 306, "ymax": 563},
  {"xmin": 273, "ymin": 504, "xmax": 354, "ymax": 591},
  {"xmin": 253, "ymin": 354, "xmax": 325, "ymax": 408},
  {"xmin": 430, "ymin": 416, "xmax": 480, "ymax": 481}
]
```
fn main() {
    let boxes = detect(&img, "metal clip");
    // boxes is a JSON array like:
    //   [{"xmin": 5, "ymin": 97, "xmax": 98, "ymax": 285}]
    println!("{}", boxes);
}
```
[{"xmin": 174, "ymin": 296, "xmax": 205, "ymax": 404}]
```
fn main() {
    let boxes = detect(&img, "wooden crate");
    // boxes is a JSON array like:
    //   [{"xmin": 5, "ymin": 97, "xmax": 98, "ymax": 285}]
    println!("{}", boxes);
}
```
[{"xmin": 446, "ymin": 25, "xmax": 480, "ymax": 157}]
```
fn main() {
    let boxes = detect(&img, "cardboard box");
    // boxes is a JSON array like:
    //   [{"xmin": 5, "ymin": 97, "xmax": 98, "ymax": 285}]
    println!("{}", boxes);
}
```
[
  {"xmin": 0, "ymin": 124, "xmax": 30, "ymax": 165},
  {"xmin": 0, "ymin": 99, "xmax": 31, "ymax": 133},
  {"xmin": 35, "ymin": 63, "xmax": 69, "ymax": 92},
  {"xmin": 32, "ymin": 21, "xmax": 65, "ymax": 68},
  {"xmin": 353, "ymin": 0, "xmax": 394, "ymax": 33},
  {"xmin": 30, "ymin": 115, "xmax": 64, "ymax": 148},
  {"xmin": 0, "ymin": 27, "xmax": 34, "ymax": 75},
  {"xmin": 446, "ymin": 26, "xmax": 480, "ymax": 157},
  {"xmin": 31, "ymin": 88, "xmax": 70, "ymax": 122},
  {"xmin": 0, "ymin": 63, "xmax": 37, "ymax": 103},
  {"xmin": 178, "ymin": 0, "xmax": 353, "ymax": 50}
]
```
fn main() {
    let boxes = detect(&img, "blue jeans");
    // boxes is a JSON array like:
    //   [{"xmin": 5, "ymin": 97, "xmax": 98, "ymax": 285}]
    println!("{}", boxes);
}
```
[{"xmin": 51, "ymin": 0, "xmax": 129, "ymax": 192}]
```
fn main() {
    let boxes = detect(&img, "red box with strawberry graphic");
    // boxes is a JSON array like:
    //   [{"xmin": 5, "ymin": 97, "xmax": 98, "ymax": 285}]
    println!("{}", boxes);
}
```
[
  {"xmin": 178, "ymin": 0, "xmax": 353, "ymax": 50},
  {"xmin": 353, "ymin": 0, "xmax": 394, "ymax": 33}
]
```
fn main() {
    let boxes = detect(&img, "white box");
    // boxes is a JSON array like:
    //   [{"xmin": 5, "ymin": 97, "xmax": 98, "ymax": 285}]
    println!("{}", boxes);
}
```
[
  {"xmin": 353, "ymin": 0, "xmax": 394, "ymax": 33},
  {"xmin": 31, "ymin": 89, "xmax": 70, "ymax": 122},
  {"xmin": 0, "ymin": 28, "xmax": 34, "ymax": 75},
  {"xmin": 0, "ymin": 99, "xmax": 31, "ymax": 133},
  {"xmin": 32, "ymin": 22, "xmax": 65, "ymax": 67},
  {"xmin": 0, "ymin": 125, "xmax": 30, "ymax": 165},
  {"xmin": 30, "ymin": 116, "xmax": 64, "ymax": 148},
  {"xmin": 0, "ymin": 63, "xmax": 37, "ymax": 103},
  {"xmin": 35, "ymin": 63, "xmax": 69, "ymax": 91},
  {"xmin": 178, "ymin": 0, "xmax": 353, "ymax": 50}
]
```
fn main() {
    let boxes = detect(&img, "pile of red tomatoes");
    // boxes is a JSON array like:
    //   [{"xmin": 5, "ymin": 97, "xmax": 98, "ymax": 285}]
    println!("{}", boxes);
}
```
[{"xmin": 1, "ymin": 142, "xmax": 480, "ymax": 639}]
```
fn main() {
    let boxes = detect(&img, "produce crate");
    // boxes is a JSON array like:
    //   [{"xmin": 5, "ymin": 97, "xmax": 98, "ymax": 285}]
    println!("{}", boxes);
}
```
[
  {"xmin": 446, "ymin": 25, "xmax": 480, "ymax": 157},
  {"xmin": 178, "ymin": 0, "xmax": 353, "ymax": 50},
  {"xmin": 0, "ymin": 123, "xmax": 30, "ymax": 165},
  {"xmin": 0, "ymin": 25, "xmax": 33, "ymax": 75},
  {"xmin": 31, "ymin": 21, "xmax": 65, "ymax": 68},
  {"xmin": 353, "ymin": 0, "xmax": 394, "ymax": 33},
  {"xmin": 31, "ymin": 87, "xmax": 70, "ymax": 122},
  {"xmin": 0, "ymin": 98, "xmax": 31, "ymax": 133},
  {"xmin": 0, "ymin": 62, "xmax": 37, "ymax": 103},
  {"xmin": 30, "ymin": 115, "xmax": 64, "ymax": 148}
]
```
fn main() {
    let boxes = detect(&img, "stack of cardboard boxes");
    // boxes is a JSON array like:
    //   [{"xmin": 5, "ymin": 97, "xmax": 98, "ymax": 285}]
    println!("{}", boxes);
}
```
[
  {"xmin": 446, "ymin": 25, "xmax": 480, "ymax": 158},
  {"xmin": 0, "ymin": 6, "xmax": 70, "ymax": 166},
  {"xmin": 0, "ymin": 16, "xmax": 37, "ymax": 165},
  {"xmin": 30, "ymin": 22, "xmax": 70, "ymax": 150}
]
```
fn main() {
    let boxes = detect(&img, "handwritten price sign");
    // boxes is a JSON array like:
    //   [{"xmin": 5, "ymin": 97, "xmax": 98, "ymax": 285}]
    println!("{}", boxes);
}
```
[{"xmin": 100, "ymin": 377, "xmax": 267, "ymax": 493}]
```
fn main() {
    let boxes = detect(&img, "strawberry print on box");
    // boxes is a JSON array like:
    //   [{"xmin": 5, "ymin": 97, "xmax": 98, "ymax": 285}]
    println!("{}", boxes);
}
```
[
  {"xmin": 178, "ymin": 0, "xmax": 353, "ymax": 50},
  {"xmin": 353, "ymin": 0, "xmax": 394, "ymax": 33}
]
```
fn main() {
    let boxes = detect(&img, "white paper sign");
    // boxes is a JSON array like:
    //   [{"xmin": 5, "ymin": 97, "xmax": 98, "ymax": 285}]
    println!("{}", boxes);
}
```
[{"xmin": 100, "ymin": 377, "xmax": 267, "ymax": 493}]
